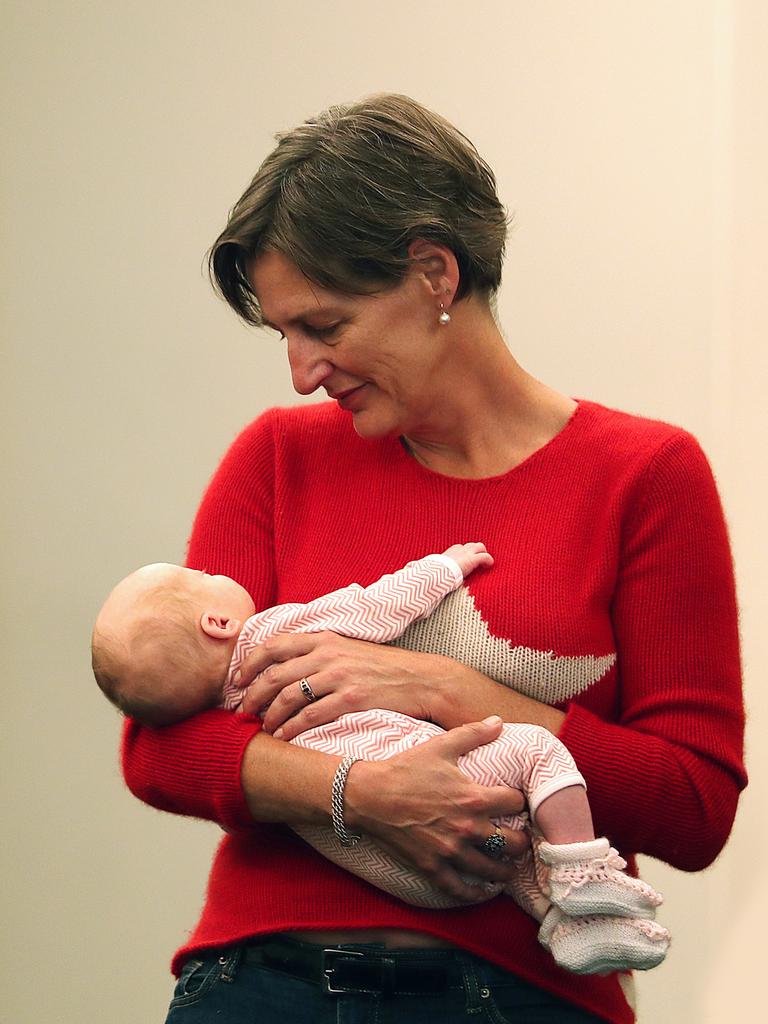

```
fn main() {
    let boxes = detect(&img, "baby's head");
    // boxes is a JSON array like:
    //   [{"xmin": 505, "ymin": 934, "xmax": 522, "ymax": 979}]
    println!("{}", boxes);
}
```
[{"xmin": 92, "ymin": 563, "xmax": 255, "ymax": 726}]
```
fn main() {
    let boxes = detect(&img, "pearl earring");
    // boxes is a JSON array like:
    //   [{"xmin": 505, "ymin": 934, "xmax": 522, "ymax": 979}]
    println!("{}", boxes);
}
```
[{"xmin": 438, "ymin": 303, "xmax": 451, "ymax": 325}]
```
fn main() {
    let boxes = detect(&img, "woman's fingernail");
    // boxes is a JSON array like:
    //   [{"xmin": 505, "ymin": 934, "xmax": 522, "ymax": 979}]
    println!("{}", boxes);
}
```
[
  {"xmin": 482, "ymin": 715, "xmax": 501, "ymax": 726},
  {"xmin": 232, "ymin": 669, "xmax": 241, "ymax": 686},
  {"xmin": 273, "ymin": 728, "xmax": 284, "ymax": 740}
]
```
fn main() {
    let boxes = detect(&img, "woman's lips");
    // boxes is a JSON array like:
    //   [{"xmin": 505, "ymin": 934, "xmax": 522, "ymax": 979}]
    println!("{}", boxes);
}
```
[{"xmin": 336, "ymin": 385, "xmax": 367, "ymax": 410}]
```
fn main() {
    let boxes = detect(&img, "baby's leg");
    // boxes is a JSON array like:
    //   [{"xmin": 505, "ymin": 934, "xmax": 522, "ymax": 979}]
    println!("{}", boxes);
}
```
[
  {"xmin": 456, "ymin": 722, "xmax": 586, "ymax": 822},
  {"xmin": 534, "ymin": 785, "xmax": 594, "ymax": 844},
  {"xmin": 459, "ymin": 724, "xmax": 663, "ymax": 920},
  {"xmin": 455, "ymin": 723, "xmax": 583, "ymax": 922}
]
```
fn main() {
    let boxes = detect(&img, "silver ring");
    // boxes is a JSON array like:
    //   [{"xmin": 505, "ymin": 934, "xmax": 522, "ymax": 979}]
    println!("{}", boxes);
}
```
[
  {"xmin": 481, "ymin": 827, "xmax": 507, "ymax": 859},
  {"xmin": 299, "ymin": 677, "xmax": 317, "ymax": 703}
]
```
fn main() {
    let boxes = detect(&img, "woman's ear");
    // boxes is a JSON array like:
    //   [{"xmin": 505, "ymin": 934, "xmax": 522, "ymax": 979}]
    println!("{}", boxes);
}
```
[
  {"xmin": 199, "ymin": 611, "xmax": 241, "ymax": 640},
  {"xmin": 407, "ymin": 238, "xmax": 460, "ymax": 303}
]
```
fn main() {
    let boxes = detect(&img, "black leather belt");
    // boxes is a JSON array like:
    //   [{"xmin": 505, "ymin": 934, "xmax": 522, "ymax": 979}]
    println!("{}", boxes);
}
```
[{"xmin": 242, "ymin": 936, "xmax": 466, "ymax": 996}]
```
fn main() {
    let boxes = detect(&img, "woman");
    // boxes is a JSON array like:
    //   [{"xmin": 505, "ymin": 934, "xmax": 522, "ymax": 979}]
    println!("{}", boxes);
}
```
[{"xmin": 123, "ymin": 94, "xmax": 746, "ymax": 1023}]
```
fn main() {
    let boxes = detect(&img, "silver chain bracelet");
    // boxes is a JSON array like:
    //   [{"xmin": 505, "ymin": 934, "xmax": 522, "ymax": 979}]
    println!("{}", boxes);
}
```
[{"xmin": 331, "ymin": 755, "xmax": 363, "ymax": 847}]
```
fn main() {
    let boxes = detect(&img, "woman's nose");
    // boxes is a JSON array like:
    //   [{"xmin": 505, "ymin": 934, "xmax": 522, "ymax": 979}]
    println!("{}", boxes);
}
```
[{"xmin": 286, "ymin": 335, "xmax": 333, "ymax": 395}]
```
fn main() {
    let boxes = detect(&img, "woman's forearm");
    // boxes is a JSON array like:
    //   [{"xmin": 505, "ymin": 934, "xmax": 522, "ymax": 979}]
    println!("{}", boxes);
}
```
[{"xmin": 240, "ymin": 732, "xmax": 342, "ymax": 824}]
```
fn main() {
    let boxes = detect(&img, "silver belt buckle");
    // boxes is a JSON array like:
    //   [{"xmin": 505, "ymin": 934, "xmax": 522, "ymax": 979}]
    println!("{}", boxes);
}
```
[{"xmin": 322, "ymin": 948, "xmax": 366, "ymax": 994}]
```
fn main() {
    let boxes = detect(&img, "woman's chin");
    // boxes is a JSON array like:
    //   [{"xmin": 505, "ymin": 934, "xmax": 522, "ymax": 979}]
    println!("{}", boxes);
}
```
[
  {"xmin": 351, "ymin": 417, "xmax": 385, "ymax": 440},
  {"xmin": 349, "ymin": 409, "xmax": 399, "ymax": 441}
]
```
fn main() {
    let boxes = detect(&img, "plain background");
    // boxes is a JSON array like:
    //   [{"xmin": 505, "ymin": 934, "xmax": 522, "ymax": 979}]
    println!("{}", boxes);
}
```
[{"xmin": 2, "ymin": 2, "xmax": 765, "ymax": 1021}]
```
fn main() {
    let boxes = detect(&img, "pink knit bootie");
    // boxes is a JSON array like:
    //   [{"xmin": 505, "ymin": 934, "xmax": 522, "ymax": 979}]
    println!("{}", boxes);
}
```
[
  {"xmin": 538, "ymin": 906, "xmax": 670, "ymax": 975},
  {"xmin": 538, "ymin": 837, "xmax": 663, "ymax": 919}
]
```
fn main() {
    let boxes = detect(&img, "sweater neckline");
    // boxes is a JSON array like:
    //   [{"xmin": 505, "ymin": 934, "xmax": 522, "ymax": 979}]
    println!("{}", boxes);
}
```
[{"xmin": 390, "ymin": 398, "xmax": 587, "ymax": 485}]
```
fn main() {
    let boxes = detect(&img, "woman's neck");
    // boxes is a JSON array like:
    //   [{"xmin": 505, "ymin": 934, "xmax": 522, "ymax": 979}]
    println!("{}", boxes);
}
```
[{"xmin": 402, "ymin": 330, "xmax": 576, "ymax": 479}]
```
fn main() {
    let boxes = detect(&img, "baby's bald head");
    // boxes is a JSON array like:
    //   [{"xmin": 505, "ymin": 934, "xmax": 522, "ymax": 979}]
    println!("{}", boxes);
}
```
[{"xmin": 92, "ymin": 564, "xmax": 254, "ymax": 726}]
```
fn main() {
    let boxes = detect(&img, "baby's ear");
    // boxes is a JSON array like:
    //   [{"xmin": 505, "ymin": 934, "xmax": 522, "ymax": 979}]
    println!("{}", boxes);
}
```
[{"xmin": 200, "ymin": 611, "xmax": 241, "ymax": 640}]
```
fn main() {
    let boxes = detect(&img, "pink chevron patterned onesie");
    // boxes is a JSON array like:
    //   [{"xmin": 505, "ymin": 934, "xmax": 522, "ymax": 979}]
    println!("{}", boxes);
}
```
[
  {"xmin": 222, "ymin": 552, "xmax": 668, "ymax": 974},
  {"xmin": 224, "ymin": 554, "xmax": 582, "ymax": 895}
]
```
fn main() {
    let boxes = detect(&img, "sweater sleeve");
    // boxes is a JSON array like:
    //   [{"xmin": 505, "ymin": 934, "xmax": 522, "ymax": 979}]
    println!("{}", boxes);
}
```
[
  {"xmin": 559, "ymin": 431, "xmax": 747, "ymax": 870},
  {"xmin": 120, "ymin": 412, "xmax": 280, "ymax": 829}
]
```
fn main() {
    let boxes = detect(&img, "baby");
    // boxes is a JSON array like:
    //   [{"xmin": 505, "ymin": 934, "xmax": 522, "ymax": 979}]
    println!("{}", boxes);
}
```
[{"xmin": 93, "ymin": 544, "xmax": 670, "ymax": 975}]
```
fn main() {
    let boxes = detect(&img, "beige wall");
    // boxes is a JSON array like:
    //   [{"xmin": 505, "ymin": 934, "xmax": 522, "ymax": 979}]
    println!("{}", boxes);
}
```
[{"xmin": 2, "ymin": 2, "xmax": 765, "ymax": 1020}]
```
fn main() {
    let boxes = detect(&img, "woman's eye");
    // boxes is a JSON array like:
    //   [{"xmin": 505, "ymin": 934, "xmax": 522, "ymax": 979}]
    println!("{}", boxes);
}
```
[{"xmin": 314, "ymin": 323, "xmax": 341, "ymax": 339}]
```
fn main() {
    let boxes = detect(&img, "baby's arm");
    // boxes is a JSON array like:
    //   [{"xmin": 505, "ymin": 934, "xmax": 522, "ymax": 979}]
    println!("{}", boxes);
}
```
[
  {"xmin": 243, "ymin": 543, "xmax": 492, "ymax": 646},
  {"xmin": 222, "ymin": 544, "xmax": 492, "ymax": 710}
]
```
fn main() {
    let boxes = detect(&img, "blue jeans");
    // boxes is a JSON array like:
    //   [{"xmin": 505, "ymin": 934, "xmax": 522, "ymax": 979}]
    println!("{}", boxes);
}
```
[{"xmin": 164, "ymin": 941, "xmax": 607, "ymax": 1023}]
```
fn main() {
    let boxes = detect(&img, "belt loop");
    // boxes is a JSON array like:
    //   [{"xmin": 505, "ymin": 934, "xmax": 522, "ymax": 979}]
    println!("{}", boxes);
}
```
[
  {"xmin": 460, "ymin": 956, "xmax": 484, "ymax": 1015},
  {"xmin": 380, "ymin": 956, "xmax": 396, "ymax": 997},
  {"xmin": 218, "ymin": 946, "xmax": 243, "ymax": 984}
]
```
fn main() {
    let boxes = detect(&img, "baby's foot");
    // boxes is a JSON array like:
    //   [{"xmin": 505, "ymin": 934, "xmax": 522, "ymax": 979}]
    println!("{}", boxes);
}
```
[
  {"xmin": 539, "ymin": 837, "xmax": 663, "ymax": 919},
  {"xmin": 538, "ymin": 906, "xmax": 670, "ymax": 975}
]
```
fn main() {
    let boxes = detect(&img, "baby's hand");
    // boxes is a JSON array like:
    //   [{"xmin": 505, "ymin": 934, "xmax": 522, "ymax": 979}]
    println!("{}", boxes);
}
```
[{"xmin": 442, "ymin": 543, "xmax": 494, "ymax": 578}]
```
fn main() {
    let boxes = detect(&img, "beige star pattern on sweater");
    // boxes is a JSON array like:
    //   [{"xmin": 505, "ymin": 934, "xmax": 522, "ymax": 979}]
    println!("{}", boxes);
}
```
[{"xmin": 388, "ymin": 586, "xmax": 616, "ymax": 706}]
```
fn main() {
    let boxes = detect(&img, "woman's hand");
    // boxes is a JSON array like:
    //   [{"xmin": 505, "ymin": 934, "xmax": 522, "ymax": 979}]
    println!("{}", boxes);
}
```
[
  {"xmin": 233, "ymin": 631, "xmax": 448, "ymax": 740},
  {"xmin": 344, "ymin": 716, "xmax": 530, "ymax": 902}
]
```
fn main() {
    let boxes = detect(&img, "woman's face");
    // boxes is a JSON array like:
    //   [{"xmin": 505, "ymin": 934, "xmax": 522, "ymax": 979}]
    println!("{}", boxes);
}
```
[{"xmin": 249, "ymin": 249, "xmax": 449, "ymax": 439}]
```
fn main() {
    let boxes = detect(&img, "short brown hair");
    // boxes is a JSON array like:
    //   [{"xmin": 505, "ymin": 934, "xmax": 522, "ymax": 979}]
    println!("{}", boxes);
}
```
[{"xmin": 208, "ymin": 93, "xmax": 509, "ymax": 325}]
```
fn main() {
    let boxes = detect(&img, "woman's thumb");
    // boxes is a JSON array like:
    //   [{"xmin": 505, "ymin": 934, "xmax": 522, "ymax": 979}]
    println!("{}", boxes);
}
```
[{"xmin": 434, "ymin": 716, "xmax": 504, "ymax": 759}]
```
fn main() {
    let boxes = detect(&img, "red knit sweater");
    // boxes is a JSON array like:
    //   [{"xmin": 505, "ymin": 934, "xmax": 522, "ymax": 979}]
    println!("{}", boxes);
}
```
[{"xmin": 122, "ymin": 398, "xmax": 746, "ymax": 1024}]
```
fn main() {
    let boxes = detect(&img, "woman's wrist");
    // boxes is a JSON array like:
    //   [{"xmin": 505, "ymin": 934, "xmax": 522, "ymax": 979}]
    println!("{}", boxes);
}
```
[
  {"xmin": 330, "ymin": 755, "xmax": 364, "ymax": 846},
  {"xmin": 426, "ymin": 656, "xmax": 491, "ymax": 728},
  {"xmin": 395, "ymin": 652, "xmax": 460, "ymax": 728},
  {"xmin": 341, "ymin": 760, "xmax": 383, "ymax": 834},
  {"xmin": 240, "ymin": 732, "xmax": 343, "ymax": 826},
  {"xmin": 429, "ymin": 657, "xmax": 567, "ymax": 735}
]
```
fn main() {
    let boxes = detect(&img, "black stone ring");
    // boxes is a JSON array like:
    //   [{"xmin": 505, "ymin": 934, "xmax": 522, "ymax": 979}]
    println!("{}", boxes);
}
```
[
  {"xmin": 299, "ymin": 678, "xmax": 317, "ymax": 703},
  {"xmin": 481, "ymin": 828, "xmax": 507, "ymax": 859}
]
